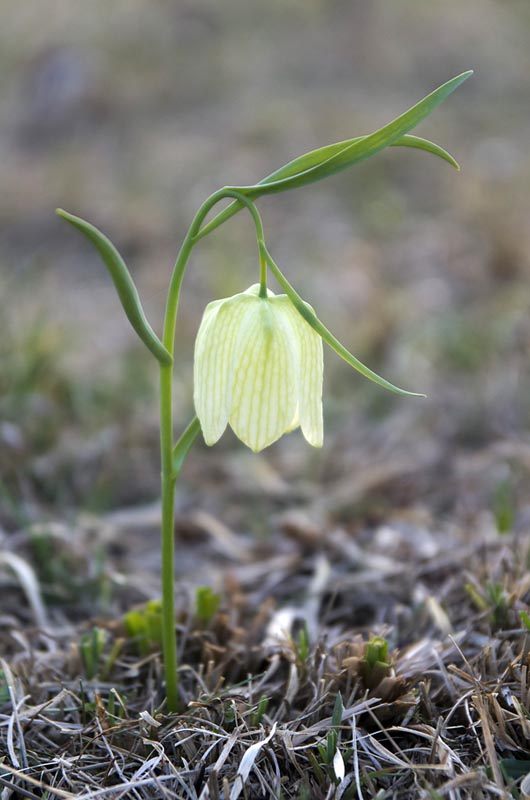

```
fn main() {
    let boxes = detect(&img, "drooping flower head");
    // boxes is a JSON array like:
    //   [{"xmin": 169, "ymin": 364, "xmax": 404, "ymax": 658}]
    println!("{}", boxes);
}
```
[{"xmin": 194, "ymin": 284, "xmax": 323, "ymax": 452}]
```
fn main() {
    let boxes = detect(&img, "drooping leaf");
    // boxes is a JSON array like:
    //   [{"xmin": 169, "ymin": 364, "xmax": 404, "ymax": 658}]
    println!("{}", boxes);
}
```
[
  {"xmin": 391, "ymin": 134, "xmax": 460, "ymax": 169},
  {"xmin": 57, "ymin": 209, "xmax": 172, "ymax": 365},
  {"xmin": 263, "ymin": 244, "xmax": 426, "ymax": 399}
]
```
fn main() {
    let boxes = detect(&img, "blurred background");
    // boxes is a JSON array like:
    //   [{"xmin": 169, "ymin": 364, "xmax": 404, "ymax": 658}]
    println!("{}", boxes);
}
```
[{"xmin": 1, "ymin": 0, "xmax": 530, "ymax": 538}]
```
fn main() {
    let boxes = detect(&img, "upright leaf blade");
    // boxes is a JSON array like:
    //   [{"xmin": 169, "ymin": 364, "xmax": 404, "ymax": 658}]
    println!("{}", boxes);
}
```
[
  {"xmin": 241, "ymin": 71, "xmax": 472, "ymax": 197},
  {"xmin": 196, "ymin": 71, "xmax": 471, "ymax": 239},
  {"xmin": 172, "ymin": 416, "xmax": 201, "ymax": 476},
  {"xmin": 198, "ymin": 136, "xmax": 458, "ymax": 238},
  {"xmin": 237, "ymin": 71, "xmax": 472, "ymax": 196},
  {"xmin": 56, "ymin": 210, "xmax": 172, "ymax": 365}
]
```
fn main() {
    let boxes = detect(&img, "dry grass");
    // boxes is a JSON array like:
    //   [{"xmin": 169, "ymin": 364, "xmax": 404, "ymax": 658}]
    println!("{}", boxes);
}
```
[{"xmin": 2, "ymin": 441, "xmax": 530, "ymax": 798}]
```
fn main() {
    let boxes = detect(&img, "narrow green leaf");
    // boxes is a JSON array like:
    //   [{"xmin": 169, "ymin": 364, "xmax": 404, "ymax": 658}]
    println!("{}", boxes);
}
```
[
  {"xmin": 263, "ymin": 245, "xmax": 425, "ymax": 399},
  {"xmin": 172, "ymin": 415, "xmax": 201, "ymax": 475},
  {"xmin": 196, "ymin": 71, "xmax": 471, "ymax": 238},
  {"xmin": 56, "ymin": 209, "xmax": 172, "ymax": 366},
  {"xmin": 197, "ymin": 136, "xmax": 458, "ymax": 239},
  {"xmin": 500, "ymin": 758, "xmax": 530, "ymax": 781},
  {"xmin": 195, "ymin": 133, "xmax": 460, "ymax": 240},
  {"xmin": 520, "ymin": 610, "xmax": 530, "ymax": 631},
  {"xmin": 332, "ymin": 692, "xmax": 344, "ymax": 728},
  {"xmin": 394, "ymin": 134, "xmax": 460, "ymax": 170},
  {"xmin": 257, "ymin": 133, "xmax": 458, "ymax": 189},
  {"xmin": 239, "ymin": 71, "xmax": 472, "ymax": 196}
]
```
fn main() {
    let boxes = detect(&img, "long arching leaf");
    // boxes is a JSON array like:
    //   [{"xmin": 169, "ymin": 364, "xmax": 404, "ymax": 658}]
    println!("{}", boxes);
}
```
[
  {"xmin": 237, "ymin": 71, "xmax": 472, "ymax": 196},
  {"xmin": 196, "ymin": 71, "xmax": 471, "ymax": 239}
]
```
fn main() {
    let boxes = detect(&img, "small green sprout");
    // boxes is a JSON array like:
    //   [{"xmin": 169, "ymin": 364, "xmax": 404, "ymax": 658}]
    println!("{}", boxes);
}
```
[
  {"xmin": 485, "ymin": 582, "xmax": 510, "ymax": 629},
  {"xmin": 57, "ymin": 71, "xmax": 472, "ymax": 710},
  {"xmin": 519, "ymin": 610, "xmax": 530, "ymax": 631},
  {"xmin": 294, "ymin": 623, "xmax": 311, "ymax": 665},
  {"xmin": 465, "ymin": 580, "xmax": 511, "ymax": 629},
  {"xmin": 79, "ymin": 685, "xmax": 127, "ymax": 727},
  {"xmin": 249, "ymin": 694, "xmax": 269, "ymax": 727},
  {"xmin": 313, "ymin": 693, "xmax": 349, "ymax": 785},
  {"xmin": 79, "ymin": 627, "xmax": 107, "ymax": 680},
  {"xmin": 106, "ymin": 687, "xmax": 127, "ymax": 722},
  {"xmin": 360, "ymin": 635, "xmax": 393, "ymax": 690},
  {"xmin": 0, "ymin": 670, "xmax": 9, "ymax": 706},
  {"xmin": 124, "ymin": 599, "xmax": 163, "ymax": 656},
  {"xmin": 493, "ymin": 478, "xmax": 516, "ymax": 535},
  {"xmin": 194, "ymin": 586, "xmax": 221, "ymax": 626}
]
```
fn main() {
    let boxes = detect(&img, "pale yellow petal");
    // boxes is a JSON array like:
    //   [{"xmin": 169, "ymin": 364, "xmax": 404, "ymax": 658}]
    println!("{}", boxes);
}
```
[
  {"xmin": 193, "ymin": 293, "xmax": 256, "ymax": 445},
  {"xmin": 285, "ymin": 404, "xmax": 300, "ymax": 433},
  {"xmin": 229, "ymin": 299, "xmax": 298, "ymax": 452},
  {"xmin": 276, "ymin": 296, "xmax": 324, "ymax": 447}
]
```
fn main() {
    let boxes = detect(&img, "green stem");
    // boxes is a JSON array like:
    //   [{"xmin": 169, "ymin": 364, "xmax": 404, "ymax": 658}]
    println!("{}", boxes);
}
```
[
  {"xmin": 259, "ymin": 247, "xmax": 267, "ymax": 298},
  {"xmin": 159, "ymin": 363, "xmax": 178, "ymax": 711},
  {"xmin": 158, "ymin": 188, "xmax": 266, "ymax": 711}
]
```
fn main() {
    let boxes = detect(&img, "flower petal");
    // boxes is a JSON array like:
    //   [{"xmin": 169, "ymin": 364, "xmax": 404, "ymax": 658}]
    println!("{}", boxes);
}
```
[
  {"xmin": 276, "ymin": 296, "xmax": 323, "ymax": 447},
  {"xmin": 194, "ymin": 293, "xmax": 256, "ymax": 445},
  {"xmin": 229, "ymin": 298, "xmax": 298, "ymax": 452}
]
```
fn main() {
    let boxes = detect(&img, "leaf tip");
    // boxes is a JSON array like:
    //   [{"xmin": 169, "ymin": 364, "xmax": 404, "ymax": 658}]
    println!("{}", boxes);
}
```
[
  {"xmin": 56, "ymin": 208, "xmax": 76, "ymax": 223},
  {"xmin": 443, "ymin": 154, "xmax": 460, "ymax": 171},
  {"xmin": 454, "ymin": 69, "xmax": 474, "ymax": 89},
  {"xmin": 453, "ymin": 69, "xmax": 474, "ymax": 83},
  {"xmin": 397, "ymin": 388, "xmax": 427, "ymax": 399}
]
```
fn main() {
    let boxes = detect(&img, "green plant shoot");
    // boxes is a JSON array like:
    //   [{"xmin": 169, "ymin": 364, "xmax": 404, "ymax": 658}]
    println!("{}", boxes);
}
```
[
  {"xmin": 194, "ymin": 586, "xmax": 221, "ymax": 625},
  {"xmin": 57, "ymin": 71, "xmax": 472, "ymax": 711}
]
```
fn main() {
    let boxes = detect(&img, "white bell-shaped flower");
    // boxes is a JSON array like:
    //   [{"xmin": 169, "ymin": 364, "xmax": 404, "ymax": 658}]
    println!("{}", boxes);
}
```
[{"xmin": 194, "ymin": 284, "xmax": 323, "ymax": 452}]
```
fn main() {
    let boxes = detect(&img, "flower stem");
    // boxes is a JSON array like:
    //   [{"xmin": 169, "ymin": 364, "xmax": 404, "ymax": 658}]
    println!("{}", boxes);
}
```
[
  {"xmin": 158, "ymin": 188, "xmax": 267, "ymax": 711},
  {"xmin": 159, "ymin": 366, "xmax": 178, "ymax": 711}
]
